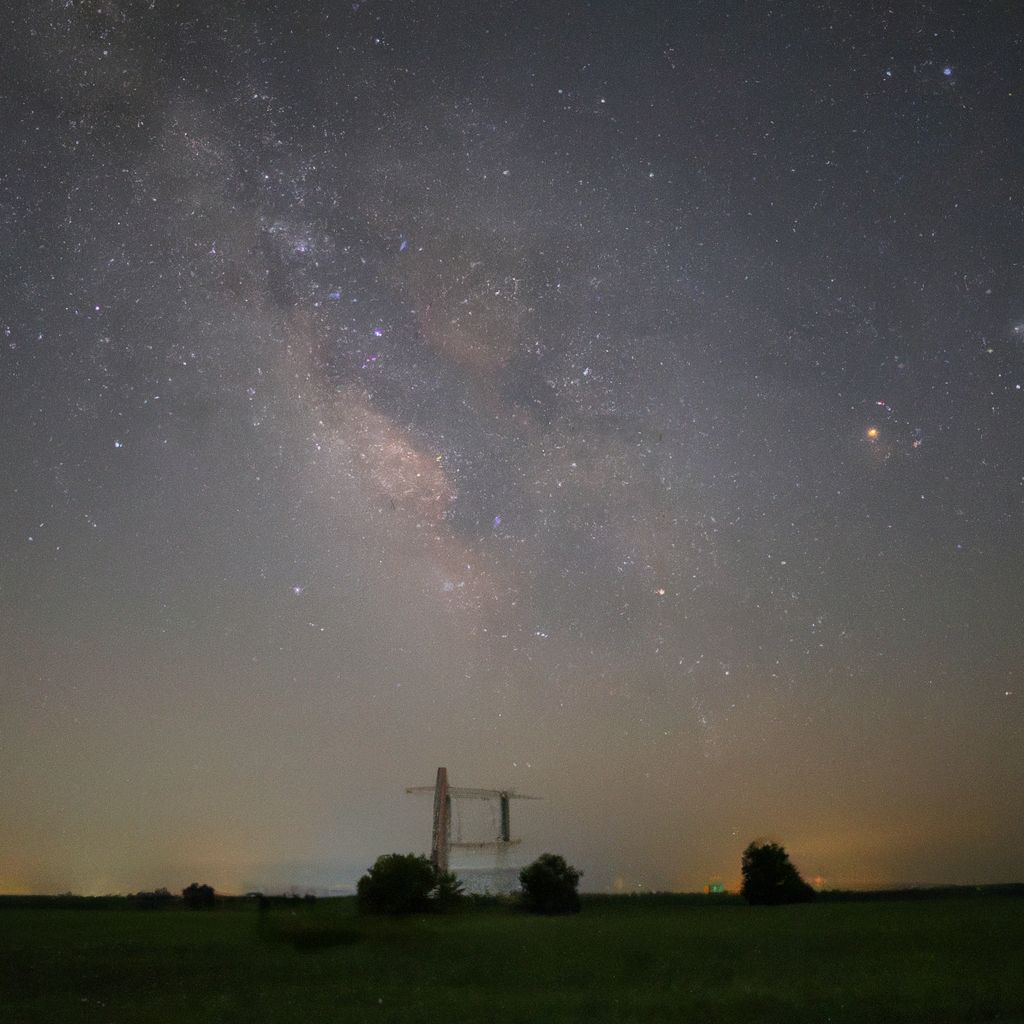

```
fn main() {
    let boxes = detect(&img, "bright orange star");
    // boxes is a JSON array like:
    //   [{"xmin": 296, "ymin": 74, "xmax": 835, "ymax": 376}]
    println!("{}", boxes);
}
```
[{"xmin": 866, "ymin": 427, "xmax": 879, "ymax": 440}]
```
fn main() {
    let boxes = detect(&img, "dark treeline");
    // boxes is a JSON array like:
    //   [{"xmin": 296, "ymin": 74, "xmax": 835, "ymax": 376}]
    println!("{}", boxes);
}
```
[
  {"xmin": 816, "ymin": 883, "xmax": 1024, "ymax": 902},
  {"xmin": 583, "ymin": 884, "xmax": 1024, "ymax": 908},
  {"xmin": 3, "ymin": 883, "xmax": 1023, "ymax": 911},
  {"xmin": 0, "ymin": 892, "xmax": 316, "ymax": 910}
]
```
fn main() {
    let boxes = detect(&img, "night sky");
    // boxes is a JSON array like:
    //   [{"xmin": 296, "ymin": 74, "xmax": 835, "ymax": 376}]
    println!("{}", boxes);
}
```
[{"xmin": 2, "ymin": 0, "xmax": 1022, "ymax": 896}]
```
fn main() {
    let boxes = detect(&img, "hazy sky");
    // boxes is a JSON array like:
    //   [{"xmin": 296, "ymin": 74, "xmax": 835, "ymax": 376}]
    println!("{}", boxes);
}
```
[{"xmin": 2, "ymin": 0, "xmax": 1022, "ymax": 895}]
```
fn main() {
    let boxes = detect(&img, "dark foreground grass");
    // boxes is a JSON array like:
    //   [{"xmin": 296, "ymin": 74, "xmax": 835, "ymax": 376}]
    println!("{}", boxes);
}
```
[{"xmin": 2, "ymin": 896, "xmax": 1022, "ymax": 1023}]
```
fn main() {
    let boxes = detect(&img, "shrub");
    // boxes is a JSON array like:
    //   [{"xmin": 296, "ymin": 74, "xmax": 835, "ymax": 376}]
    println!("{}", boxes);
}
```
[
  {"xmin": 740, "ymin": 841, "xmax": 816, "ymax": 905},
  {"xmin": 356, "ymin": 854, "xmax": 438, "ymax": 915},
  {"xmin": 432, "ymin": 869, "xmax": 465, "ymax": 911},
  {"xmin": 519, "ymin": 853, "xmax": 582, "ymax": 914}
]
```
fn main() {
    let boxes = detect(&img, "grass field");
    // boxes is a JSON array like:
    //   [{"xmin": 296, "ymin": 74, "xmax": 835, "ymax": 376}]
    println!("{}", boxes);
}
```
[{"xmin": 2, "ymin": 895, "xmax": 1023, "ymax": 1023}]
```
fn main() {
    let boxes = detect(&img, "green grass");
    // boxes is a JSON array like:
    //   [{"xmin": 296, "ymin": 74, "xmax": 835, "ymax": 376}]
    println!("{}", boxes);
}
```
[{"xmin": 2, "ymin": 896, "xmax": 1022, "ymax": 1023}]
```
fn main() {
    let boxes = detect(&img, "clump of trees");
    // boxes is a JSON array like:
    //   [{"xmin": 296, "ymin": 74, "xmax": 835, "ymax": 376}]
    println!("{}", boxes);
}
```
[
  {"xmin": 129, "ymin": 887, "xmax": 175, "ymax": 909},
  {"xmin": 519, "ymin": 853, "xmax": 582, "ymax": 914},
  {"xmin": 182, "ymin": 882, "xmax": 216, "ymax": 909},
  {"xmin": 356, "ymin": 854, "xmax": 464, "ymax": 915},
  {"xmin": 356, "ymin": 850, "xmax": 584, "ymax": 915},
  {"xmin": 740, "ymin": 841, "xmax": 816, "ymax": 905}
]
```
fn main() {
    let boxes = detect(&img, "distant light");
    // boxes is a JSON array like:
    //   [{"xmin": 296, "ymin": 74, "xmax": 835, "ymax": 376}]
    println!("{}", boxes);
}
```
[
  {"xmin": 866, "ymin": 427, "xmax": 879, "ymax": 440},
  {"xmin": 943, "ymin": 66, "xmax": 953, "ymax": 76}
]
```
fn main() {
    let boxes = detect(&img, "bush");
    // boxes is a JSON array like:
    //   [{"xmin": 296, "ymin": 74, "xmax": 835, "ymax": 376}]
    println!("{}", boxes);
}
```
[
  {"xmin": 356, "ymin": 854, "xmax": 438, "ymax": 915},
  {"xmin": 181, "ymin": 882, "xmax": 216, "ymax": 909},
  {"xmin": 432, "ymin": 870, "xmax": 465, "ymax": 911},
  {"xmin": 740, "ymin": 841, "xmax": 816, "ymax": 905},
  {"xmin": 519, "ymin": 853, "xmax": 582, "ymax": 914}
]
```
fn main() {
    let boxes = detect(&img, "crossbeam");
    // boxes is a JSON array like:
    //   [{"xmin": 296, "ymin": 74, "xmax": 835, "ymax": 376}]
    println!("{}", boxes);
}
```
[
  {"xmin": 450, "ymin": 839, "xmax": 523, "ymax": 850},
  {"xmin": 406, "ymin": 785, "xmax": 540, "ymax": 801}
]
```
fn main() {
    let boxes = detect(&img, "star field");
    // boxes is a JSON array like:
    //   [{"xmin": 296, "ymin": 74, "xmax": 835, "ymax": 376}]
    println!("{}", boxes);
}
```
[{"xmin": 1, "ymin": 0, "xmax": 1022, "ymax": 894}]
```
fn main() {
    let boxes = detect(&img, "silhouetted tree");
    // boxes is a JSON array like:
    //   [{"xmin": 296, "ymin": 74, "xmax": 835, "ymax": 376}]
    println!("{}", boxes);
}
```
[
  {"xmin": 740, "ymin": 841, "xmax": 816, "ymax": 905},
  {"xmin": 182, "ymin": 882, "xmax": 216, "ymax": 909},
  {"xmin": 356, "ymin": 854, "xmax": 438, "ymax": 915},
  {"xmin": 519, "ymin": 853, "xmax": 582, "ymax": 914}
]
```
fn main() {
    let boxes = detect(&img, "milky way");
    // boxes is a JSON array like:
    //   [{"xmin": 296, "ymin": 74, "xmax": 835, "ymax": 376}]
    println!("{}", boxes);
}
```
[{"xmin": 2, "ymin": 1, "xmax": 1022, "ymax": 894}]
